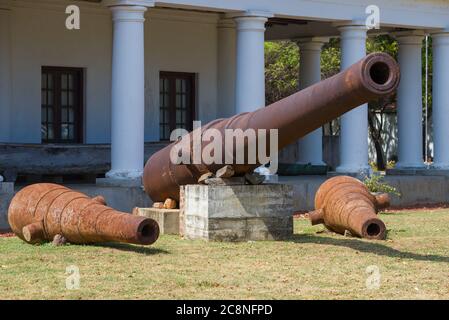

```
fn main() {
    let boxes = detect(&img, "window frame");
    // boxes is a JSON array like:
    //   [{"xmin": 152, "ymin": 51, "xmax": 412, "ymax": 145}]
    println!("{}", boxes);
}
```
[
  {"xmin": 41, "ymin": 66, "xmax": 84, "ymax": 144},
  {"xmin": 159, "ymin": 71, "xmax": 196, "ymax": 141}
]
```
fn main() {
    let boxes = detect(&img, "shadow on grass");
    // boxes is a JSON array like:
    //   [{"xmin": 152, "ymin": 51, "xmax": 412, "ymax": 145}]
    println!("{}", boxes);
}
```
[
  {"xmin": 290, "ymin": 234, "xmax": 449, "ymax": 263},
  {"xmin": 93, "ymin": 242, "xmax": 169, "ymax": 255}
]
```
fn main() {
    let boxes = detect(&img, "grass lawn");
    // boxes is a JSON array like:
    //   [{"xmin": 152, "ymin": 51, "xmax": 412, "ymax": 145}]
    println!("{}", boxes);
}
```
[{"xmin": 0, "ymin": 208, "xmax": 448, "ymax": 300}]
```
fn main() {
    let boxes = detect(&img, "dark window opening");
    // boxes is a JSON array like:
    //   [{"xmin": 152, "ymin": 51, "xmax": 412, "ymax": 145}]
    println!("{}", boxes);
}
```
[
  {"xmin": 159, "ymin": 71, "xmax": 196, "ymax": 141},
  {"xmin": 41, "ymin": 67, "xmax": 83, "ymax": 143}
]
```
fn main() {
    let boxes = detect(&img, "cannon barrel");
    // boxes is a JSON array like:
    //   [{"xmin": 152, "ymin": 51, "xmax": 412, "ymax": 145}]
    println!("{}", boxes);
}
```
[
  {"xmin": 308, "ymin": 176, "xmax": 390, "ymax": 240},
  {"xmin": 144, "ymin": 53, "xmax": 400, "ymax": 202},
  {"xmin": 8, "ymin": 183, "xmax": 159, "ymax": 245}
]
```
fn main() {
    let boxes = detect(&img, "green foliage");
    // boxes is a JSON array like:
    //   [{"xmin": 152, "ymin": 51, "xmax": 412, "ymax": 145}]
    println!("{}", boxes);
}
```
[
  {"xmin": 367, "ymin": 35, "xmax": 398, "ymax": 57},
  {"xmin": 363, "ymin": 174, "xmax": 401, "ymax": 196},
  {"xmin": 321, "ymin": 38, "xmax": 341, "ymax": 79},
  {"xmin": 265, "ymin": 41, "xmax": 299, "ymax": 104},
  {"xmin": 264, "ymin": 39, "xmax": 343, "ymax": 104},
  {"xmin": 265, "ymin": 35, "xmax": 431, "ymax": 108},
  {"xmin": 422, "ymin": 36, "xmax": 433, "ymax": 113}
]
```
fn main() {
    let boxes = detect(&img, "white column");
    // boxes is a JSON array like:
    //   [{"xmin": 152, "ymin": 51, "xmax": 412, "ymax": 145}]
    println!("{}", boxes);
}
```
[
  {"xmin": 233, "ymin": 11, "xmax": 272, "ymax": 114},
  {"xmin": 217, "ymin": 18, "xmax": 236, "ymax": 118},
  {"xmin": 395, "ymin": 31, "xmax": 424, "ymax": 169},
  {"xmin": 296, "ymin": 38, "xmax": 327, "ymax": 165},
  {"xmin": 0, "ymin": 6, "xmax": 12, "ymax": 183},
  {"xmin": 104, "ymin": 1, "xmax": 154, "ymax": 180},
  {"xmin": 336, "ymin": 24, "xmax": 370, "ymax": 175},
  {"xmin": 0, "ymin": 7, "xmax": 11, "ymax": 144},
  {"xmin": 432, "ymin": 32, "xmax": 449, "ymax": 169}
]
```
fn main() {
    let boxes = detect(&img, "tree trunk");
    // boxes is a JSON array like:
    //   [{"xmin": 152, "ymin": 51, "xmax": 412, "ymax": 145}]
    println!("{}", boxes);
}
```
[{"xmin": 368, "ymin": 112, "xmax": 386, "ymax": 171}]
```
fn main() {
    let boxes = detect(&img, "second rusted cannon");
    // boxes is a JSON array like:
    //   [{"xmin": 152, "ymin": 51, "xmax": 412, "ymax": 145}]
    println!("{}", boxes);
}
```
[
  {"xmin": 307, "ymin": 176, "xmax": 390, "ymax": 240},
  {"xmin": 143, "ymin": 53, "xmax": 400, "ymax": 202},
  {"xmin": 8, "ymin": 183, "xmax": 159, "ymax": 245}
]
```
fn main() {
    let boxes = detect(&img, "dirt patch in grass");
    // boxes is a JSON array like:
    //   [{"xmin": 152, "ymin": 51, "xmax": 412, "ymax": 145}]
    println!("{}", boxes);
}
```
[
  {"xmin": 0, "ymin": 232, "xmax": 14, "ymax": 238},
  {"xmin": 295, "ymin": 204, "xmax": 449, "ymax": 217},
  {"xmin": 385, "ymin": 203, "xmax": 449, "ymax": 212}
]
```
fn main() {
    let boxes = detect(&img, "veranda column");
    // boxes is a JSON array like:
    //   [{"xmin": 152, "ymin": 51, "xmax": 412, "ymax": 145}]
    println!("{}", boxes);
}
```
[
  {"xmin": 394, "ymin": 31, "xmax": 424, "ymax": 169},
  {"xmin": 0, "ymin": 7, "xmax": 11, "ymax": 144},
  {"xmin": 0, "ymin": 6, "xmax": 12, "ymax": 183},
  {"xmin": 336, "ymin": 23, "xmax": 369, "ymax": 175},
  {"xmin": 296, "ymin": 38, "xmax": 327, "ymax": 165},
  {"xmin": 233, "ymin": 11, "xmax": 272, "ymax": 113},
  {"xmin": 431, "ymin": 31, "xmax": 449, "ymax": 169},
  {"xmin": 217, "ymin": 18, "xmax": 236, "ymax": 118},
  {"xmin": 104, "ymin": 0, "xmax": 154, "ymax": 180}
]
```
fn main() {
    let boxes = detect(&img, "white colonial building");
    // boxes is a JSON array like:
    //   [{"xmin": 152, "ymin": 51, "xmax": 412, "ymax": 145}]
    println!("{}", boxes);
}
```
[{"xmin": 1, "ymin": 0, "xmax": 449, "ymax": 183}]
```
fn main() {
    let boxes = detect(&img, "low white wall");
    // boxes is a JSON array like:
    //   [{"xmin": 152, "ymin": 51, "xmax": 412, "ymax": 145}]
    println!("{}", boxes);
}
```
[
  {"xmin": 279, "ymin": 175, "xmax": 449, "ymax": 211},
  {"xmin": 8, "ymin": 2, "xmax": 219, "ymax": 144}
]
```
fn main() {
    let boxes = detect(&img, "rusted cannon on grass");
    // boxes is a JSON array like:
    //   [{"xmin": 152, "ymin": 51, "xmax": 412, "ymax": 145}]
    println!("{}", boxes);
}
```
[
  {"xmin": 8, "ymin": 183, "xmax": 159, "ymax": 245},
  {"xmin": 143, "ymin": 53, "xmax": 400, "ymax": 202},
  {"xmin": 307, "ymin": 176, "xmax": 390, "ymax": 240}
]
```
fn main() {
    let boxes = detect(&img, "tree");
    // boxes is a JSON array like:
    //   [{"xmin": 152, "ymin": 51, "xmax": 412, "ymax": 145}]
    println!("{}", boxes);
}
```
[{"xmin": 265, "ymin": 41, "xmax": 299, "ymax": 105}]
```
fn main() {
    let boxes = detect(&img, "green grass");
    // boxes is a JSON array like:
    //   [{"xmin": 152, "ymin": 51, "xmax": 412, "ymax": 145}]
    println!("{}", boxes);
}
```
[{"xmin": 1, "ymin": 209, "xmax": 448, "ymax": 300}]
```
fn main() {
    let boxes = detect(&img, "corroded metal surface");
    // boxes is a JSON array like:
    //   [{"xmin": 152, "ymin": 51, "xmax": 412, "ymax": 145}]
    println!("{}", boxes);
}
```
[
  {"xmin": 8, "ymin": 183, "xmax": 159, "ymax": 245},
  {"xmin": 144, "ymin": 53, "xmax": 400, "ymax": 202},
  {"xmin": 308, "ymin": 176, "xmax": 390, "ymax": 240}
]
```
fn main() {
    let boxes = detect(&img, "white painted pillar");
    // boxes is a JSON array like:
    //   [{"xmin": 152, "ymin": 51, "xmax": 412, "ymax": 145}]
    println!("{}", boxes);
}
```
[
  {"xmin": 0, "ymin": 7, "xmax": 11, "ymax": 145},
  {"xmin": 336, "ymin": 24, "xmax": 370, "ymax": 175},
  {"xmin": 0, "ymin": 6, "xmax": 12, "ymax": 183},
  {"xmin": 233, "ymin": 11, "xmax": 272, "ymax": 114},
  {"xmin": 296, "ymin": 38, "xmax": 327, "ymax": 165},
  {"xmin": 395, "ymin": 31, "xmax": 424, "ymax": 169},
  {"xmin": 104, "ymin": 1, "xmax": 154, "ymax": 180},
  {"xmin": 432, "ymin": 31, "xmax": 449, "ymax": 169},
  {"xmin": 217, "ymin": 18, "xmax": 236, "ymax": 118}
]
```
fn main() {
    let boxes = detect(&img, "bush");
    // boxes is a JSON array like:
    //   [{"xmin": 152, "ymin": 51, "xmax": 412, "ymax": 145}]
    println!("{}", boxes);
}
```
[{"xmin": 363, "ymin": 174, "xmax": 400, "ymax": 196}]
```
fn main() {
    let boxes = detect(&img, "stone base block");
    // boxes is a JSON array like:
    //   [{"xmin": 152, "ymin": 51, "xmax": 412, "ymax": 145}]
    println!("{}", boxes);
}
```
[
  {"xmin": 0, "ymin": 182, "xmax": 14, "ymax": 232},
  {"xmin": 133, "ymin": 207, "xmax": 180, "ymax": 235},
  {"xmin": 183, "ymin": 184, "xmax": 294, "ymax": 241}
]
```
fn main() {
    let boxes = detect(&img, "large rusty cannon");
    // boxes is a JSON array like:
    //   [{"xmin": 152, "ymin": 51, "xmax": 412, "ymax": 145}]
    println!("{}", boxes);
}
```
[
  {"xmin": 8, "ymin": 184, "xmax": 159, "ymax": 245},
  {"xmin": 308, "ymin": 176, "xmax": 390, "ymax": 240},
  {"xmin": 144, "ymin": 53, "xmax": 400, "ymax": 202}
]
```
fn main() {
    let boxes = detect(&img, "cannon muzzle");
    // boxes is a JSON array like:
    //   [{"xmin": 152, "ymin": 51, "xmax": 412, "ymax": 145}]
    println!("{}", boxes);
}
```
[
  {"xmin": 308, "ymin": 176, "xmax": 389, "ymax": 240},
  {"xmin": 144, "ymin": 53, "xmax": 400, "ymax": 202},
  {"xmin": 8, "ymin": 184, "xmax": 159, "ymax": 245}
]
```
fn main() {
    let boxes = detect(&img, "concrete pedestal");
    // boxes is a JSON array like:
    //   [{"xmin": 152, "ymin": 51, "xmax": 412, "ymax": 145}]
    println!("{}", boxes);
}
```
[
  {"xmin": 182, "ymin": 184, "xmax": 294, "ymax": 241},
  {"xmin": 133, "ymin": 207, "xmax": 180, "ymax": 235},
  {"xmin": 0, "ymin": 182, "xmax": 14, "ymax": 232}
]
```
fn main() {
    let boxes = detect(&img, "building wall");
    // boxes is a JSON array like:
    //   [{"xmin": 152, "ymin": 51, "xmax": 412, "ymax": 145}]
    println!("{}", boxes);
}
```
[
  {"xmin": 9, "ymin": 3, "xmax": 219, "ymax": 143},
  {"xmin": 144, "ymin": 10, "xmax": 219, "ymax": 141}
]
